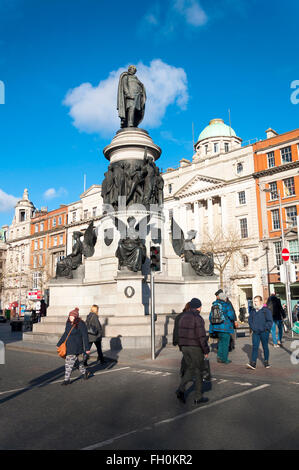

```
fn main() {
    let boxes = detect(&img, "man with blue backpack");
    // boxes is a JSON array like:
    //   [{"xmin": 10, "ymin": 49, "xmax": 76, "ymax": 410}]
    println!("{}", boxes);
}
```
[{"xmin": 209, "ymin": 291, "xmax": 236, "ymax": 364}]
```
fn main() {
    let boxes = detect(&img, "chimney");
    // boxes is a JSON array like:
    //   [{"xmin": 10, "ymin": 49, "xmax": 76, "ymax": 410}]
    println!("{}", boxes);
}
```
[{"xmin": 266, "ymin": 128, "xmax": 278, "ymax": 139}]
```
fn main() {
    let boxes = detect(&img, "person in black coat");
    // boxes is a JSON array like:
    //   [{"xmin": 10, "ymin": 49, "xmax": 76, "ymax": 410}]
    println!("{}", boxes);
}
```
[
  {"xmin": 267, "ymin": 293, "xmax": 286, "ymax": 346},
  {"xmin": 57, "ymin": 307, "xmax": 91, "ymax": 385},
  {"xmin": 83, "ymin": 304, "xmax": 106, "ymax": 366}
]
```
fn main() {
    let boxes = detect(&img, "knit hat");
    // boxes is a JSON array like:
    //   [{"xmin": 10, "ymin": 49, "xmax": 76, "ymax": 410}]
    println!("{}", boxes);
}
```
[
  {"xmin": 69, "ymin": 307, "xmax": 79, "ymax": 318},
  {"xmin": 215, "ymin": 289, "xmax": 223, "ymax": 296},
  {"xmin": 189, "ymin": 298, "xmax": 202, "ymax": 309}
]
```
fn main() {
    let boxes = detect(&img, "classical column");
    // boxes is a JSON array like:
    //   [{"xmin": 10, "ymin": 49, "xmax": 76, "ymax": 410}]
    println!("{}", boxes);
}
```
[
  {"xmin": 221, "ymin": 195, "xmax": 228, "ymax": 236},
  {"xmin": 207, "ymin": 197, "xmax": 214, "ymax": 237}
]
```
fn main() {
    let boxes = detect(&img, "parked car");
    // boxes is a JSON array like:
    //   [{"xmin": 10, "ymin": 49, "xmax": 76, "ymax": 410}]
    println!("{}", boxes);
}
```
[{"xmin": 0, "ymin": 314, "xmax": 7, "ymax": 323}]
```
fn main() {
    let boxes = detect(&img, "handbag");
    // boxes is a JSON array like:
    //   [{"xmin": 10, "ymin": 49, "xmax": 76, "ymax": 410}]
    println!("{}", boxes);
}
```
[{"xmin": 57, "ymin": 324, "xmax": 75, "ymax": 359}]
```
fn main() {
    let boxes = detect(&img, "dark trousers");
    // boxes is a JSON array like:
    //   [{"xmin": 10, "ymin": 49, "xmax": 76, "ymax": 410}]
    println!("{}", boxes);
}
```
[
  {"xmin": 84, "ymin": 338, "xmax": 104, "ymax": 363},
  {"xmin": 178, "ymin": 346, "xmax": 204, "ymax": 400},
  {"xmin": 251, "ymin": 331, "xmax": 269, "ymax": 363}
]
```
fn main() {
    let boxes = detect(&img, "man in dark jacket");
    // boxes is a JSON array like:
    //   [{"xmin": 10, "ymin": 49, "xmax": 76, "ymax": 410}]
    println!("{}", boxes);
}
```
[
  {"xmin": 175, "ymin": 298, "xmax": 209, "ymax": 406},
  {"xmin": 267, "ymin": 292, "xmax": 285, "ymax": 347},
  {"xmin": 247, "ymin": 295, "xmax": 273, "ymax": 370}
]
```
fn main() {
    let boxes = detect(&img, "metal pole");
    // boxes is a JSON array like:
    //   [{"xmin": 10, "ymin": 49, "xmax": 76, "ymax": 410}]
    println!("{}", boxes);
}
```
[
  {"xmin": 150, "ymin": 270, "xmax": 155, "ymax": 360},
  {"xmin": 265, "ymin": 246, "xmax": 270, "ymax": 298},
  {"xmin": 279, "ymin": 190, "xmax": 292, "ymax": 335}
]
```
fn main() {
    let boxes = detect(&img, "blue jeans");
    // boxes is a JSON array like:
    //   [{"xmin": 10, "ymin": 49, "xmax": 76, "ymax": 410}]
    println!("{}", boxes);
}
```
[
  {"xmin": 251, "ymin": 331, "xmax": 270, "ymax": 363},
  {"xmin": 271, "ymin": 320, "xmax": 283, "ymax": 344}
]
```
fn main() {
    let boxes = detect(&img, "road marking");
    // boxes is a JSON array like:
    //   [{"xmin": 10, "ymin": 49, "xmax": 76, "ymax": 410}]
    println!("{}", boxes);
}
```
[
  {"xmin": 51, "ymin": 366, "xmax": 131, "ymax": 384},
  {"xmin": 233, "ymin": 382, "xmax": 253, "ymax": 386},
  {"xmin": 0, "ymin": 367, "xmax": 132, "ymax": 393},
  {"xmin": 81, "ymin": 383, "xmax": 270, "ymax": 450}
]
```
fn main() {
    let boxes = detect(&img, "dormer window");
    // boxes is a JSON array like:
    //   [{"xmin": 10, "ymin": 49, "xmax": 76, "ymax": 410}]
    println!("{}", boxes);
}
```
[
  {"xmin": 19, "ymin": 210, "xmax": 26, "ymax": 222},
  {"xmin": 205, "ymin": 144, "xmax": 208, "ymax": 155},
  {"xmin": 214, "ymin": 143, "xmax": 219, "ymax": 153},
  {"xmin": 224, "ymin": 142, "xmax": 229, "ymax": 153}
]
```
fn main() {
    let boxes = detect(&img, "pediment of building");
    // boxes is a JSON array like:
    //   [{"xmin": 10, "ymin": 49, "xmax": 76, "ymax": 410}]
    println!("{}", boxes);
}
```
[
  {"xmin": 80, "ymin": 185, "xmax": 102, "ymax": 198},
  {"xmin": 173, "ymin": 175, "xmax": 225, "ymax": 198}
]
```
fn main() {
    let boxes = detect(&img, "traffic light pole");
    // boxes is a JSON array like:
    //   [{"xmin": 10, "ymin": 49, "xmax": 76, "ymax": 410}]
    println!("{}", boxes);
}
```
[{"xmin": 150, "ymin": 270, "xmax": 156, "ymax": 360}]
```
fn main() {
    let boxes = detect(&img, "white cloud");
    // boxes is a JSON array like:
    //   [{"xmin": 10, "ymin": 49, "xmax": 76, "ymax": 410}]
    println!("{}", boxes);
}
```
[
  {"xmin": 0, "ymin": 189, "xmax": 19, "ymax": 212},
  {"xmin": 44, "ymin": 187, "xmax": 67, "ymax": 200},
  {"xmin": 174, "ymin": 0, "xmax": 208, "ymax": 26},
  {"xmin": 63, "ymin": 59, "xmax": 188, "ymax": 136}
]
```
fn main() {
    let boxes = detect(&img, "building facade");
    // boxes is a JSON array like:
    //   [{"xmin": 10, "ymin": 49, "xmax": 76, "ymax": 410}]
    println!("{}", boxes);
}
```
[
  {"xmin": 30, "ymin": 205, "xmax": 68, "ymax": 294},
  {"xmin": 2, "ymin": 189, "xmax": 35, "ymax": 311},
  {"xmin": 163, "ymin": 118, "xmax": 261, "ymax": 311},
  {"xmin": 253, "ymin": 127, "xmax": 299, "ymax": 307}
]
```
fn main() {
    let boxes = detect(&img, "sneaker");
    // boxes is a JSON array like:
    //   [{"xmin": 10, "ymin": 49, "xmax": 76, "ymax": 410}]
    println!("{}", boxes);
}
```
[
  {"xmin": 83, "ymin": 371, "xmax": 92, "ymax": 380},
  {"xmin": 224, "ymin": 360, "xmax": 232, "ymax": 364},
  {"xmin": 264, "ymin": 361, "xmax": 271, "ymax": 368},
  {"xmin": 277, "ymin": 341, "xmax": 282, "ymax": 346},
  {"xmin": 217, "ymin": 357, "xmax": 225, "ymax": 363},
  {"xmin": 61, "ymin": 380, "xmax": 71, "ymax": 386},
  {"xmin": 274, "ymin": 344, "xmax": 280, "ymax": 348},
  {"xmin": 246, "ymin": 362, "xmax": 256, "ymax": 370}
]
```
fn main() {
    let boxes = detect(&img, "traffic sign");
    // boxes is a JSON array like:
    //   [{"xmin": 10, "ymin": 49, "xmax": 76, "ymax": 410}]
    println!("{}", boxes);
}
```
[{"xmin": 282, "ymin": 248, "xmax": 290, "ymax": 261}]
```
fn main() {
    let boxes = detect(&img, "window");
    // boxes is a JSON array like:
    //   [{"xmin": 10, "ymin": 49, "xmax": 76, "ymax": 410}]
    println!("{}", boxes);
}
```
[
  {"xmin": 40, "ymin": 222, "xmax": 44, "ymax": 231},
  {"xmin": 58, "ymin": 216, "xmax": 62, "ymax": 225},
  {"xmin": 290, "ymin": 240, "xmax": 299, "ymax": 263},
  {"xmin": 40, "ymin": 239, "xmax": 44, "ymax": 249},
  {"xmin": 269, "ymin": 181, "xmax": 278, "ymax": 200},
  {"xmin": 33, "ymin": 272, "xmax": 41, "ymax": 289},
  {"xmin": 237, "ymin": 163, "xmax": 243, "ymax": 174},
  {"xmin": 242, "ymin": 254, "xmax": 249, "ymax": 268},
  {"xmin": 281, "ymin": 146, "xmax": 292, "ymax": 164},
  {"xmin": 283, "ymin": 177, "xmax": 295, "ymax": 197},
  {"xmin": 84, "ymin": 210, "xmax": 88, "ymax": 220},
  {"xmin": 238, "ymin": 191, "xmax": 246, "ymax": 205},
  {"xmin": 267, "ymin": 151, "xmax": 275, "ymax": 168},
  {"xmin": 92, "ymin": 207, "xmax": 97, "ymax": 217},
  {"xmin": 53, "ymin": 218, "xmax": 56, "ymax": 227},
  {"xmin": 224, "ymin": 142, "xmax": 229, "ymax": 153},
  {"xmin": 271, "ymin": 209, "xmax": 280, "ymax": 230},
  {"xmin": 39, "ymin": 255, "xmax": 43, "ymax": 267},
  {"xmin": 19, "ymin": 210, "xmax": 26, "ymax": 222},
  {"xmin": 205, "ymin": 144, "xmax": 208, "ymax": 155},
  {"xmin": 72, "ymin": 212, "xmax": 76, "ymax": 222},
  {"xmin": 34, "ymin": 240, "xmax": 38, "ymax": 250},
  {"xmin": 35, "ymin": 224, "xmax": 39, "ymax": 233},
  {"xmin": 214, "ymin": 143, "xmax": 219, "ymax": 153},
  {"xmin": 286, "ymin": 206, "xmax": 297, "ymax": 226},
  {"xmin": 59, "ymin": 235, "xmax": 63, "ymax": 245},
  {"xmin": 168, "ymin": 184, "xmax": 173, "ymax": 194},
  {"xmin": 274, "ymin": 241, "xmax": 282, "ymax": 266},
  {"xmin": 53, "ymin": 236, "xmax": 57, "ymax": 247},
  {"xmin": 239, "ymin": 218, "xmax": 248, "ymax": 238}
]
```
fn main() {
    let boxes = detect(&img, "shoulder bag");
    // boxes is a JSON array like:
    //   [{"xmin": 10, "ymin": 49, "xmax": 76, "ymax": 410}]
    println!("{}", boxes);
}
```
[{"xmin": 57, "ymin": 324, "xmax": 75, "ymax": 359}]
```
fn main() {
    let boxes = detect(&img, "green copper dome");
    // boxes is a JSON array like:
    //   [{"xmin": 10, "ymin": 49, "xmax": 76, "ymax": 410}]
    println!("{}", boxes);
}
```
[{"xmin": 198, "ymin": 118, "xmax": 236, "ymax": 142}]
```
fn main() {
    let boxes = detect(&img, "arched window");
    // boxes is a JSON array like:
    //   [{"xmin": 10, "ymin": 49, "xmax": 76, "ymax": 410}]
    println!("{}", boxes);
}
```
[{"xmin": 242, "ymin": 254, "xmax": 249, "ymax": 268}]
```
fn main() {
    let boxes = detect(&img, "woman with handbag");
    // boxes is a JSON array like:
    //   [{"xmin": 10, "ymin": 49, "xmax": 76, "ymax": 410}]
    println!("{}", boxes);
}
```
[
  {"xmin": 83, "ymin": 304, "xmax": 106, "ymax": 366},
  {"xmin": 57, "ymin": 307, "xmax": 91, "ymax": 385}
]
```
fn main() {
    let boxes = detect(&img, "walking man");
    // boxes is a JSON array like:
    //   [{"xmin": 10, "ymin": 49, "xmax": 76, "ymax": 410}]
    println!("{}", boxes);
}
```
[
  {"xmin": 247, "ymin": 295, "xmax": 273, "ymax": 370},
  {"xmin": 176, "ymin": 298, "xmax": 210, "ymax": 406},
  {"xmin": 267, "ymin": 292, "xmax": 285, "ymax": 347}
]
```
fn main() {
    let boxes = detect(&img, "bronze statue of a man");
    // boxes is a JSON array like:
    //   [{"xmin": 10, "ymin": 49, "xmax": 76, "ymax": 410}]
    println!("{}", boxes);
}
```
[{"xmin": 117, "ymin": 65, "xmax": 146, "ymax": 128}]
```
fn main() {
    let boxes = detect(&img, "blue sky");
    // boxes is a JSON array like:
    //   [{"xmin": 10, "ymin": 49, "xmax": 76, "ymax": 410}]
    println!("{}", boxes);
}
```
[{"xmin": 0, "ymin": 0, "xmax": 299, "ymax": 227}]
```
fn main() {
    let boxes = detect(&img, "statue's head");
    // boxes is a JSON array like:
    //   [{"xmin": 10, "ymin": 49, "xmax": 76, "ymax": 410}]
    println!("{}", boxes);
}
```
[
  {"xmin": 128, "ymin": 65, "xmax": 137, "ymax": 75},
  {"xmin": 127, "ymin": 216, "xmax": 136, "ymax": 227},
  {"xmin": 187, "ymin": 230, "xmax": 197, "ymax": 240},
  {"xmin": 73, "ymin": 231, "xmax": 83, "ymax": 240}
]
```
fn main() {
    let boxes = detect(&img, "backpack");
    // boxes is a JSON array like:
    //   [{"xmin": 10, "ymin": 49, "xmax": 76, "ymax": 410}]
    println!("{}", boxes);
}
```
[
  {"xmin": 210, "ymin": 302, "xmax": 225, "ymax": 325},
  {"xmin": 86, "ymin": 313, "xmax": 101, "ymax": 336}
]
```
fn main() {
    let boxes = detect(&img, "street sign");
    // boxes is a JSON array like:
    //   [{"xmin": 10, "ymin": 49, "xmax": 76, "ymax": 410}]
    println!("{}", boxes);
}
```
[
  {"xmin": 282, "ymin": 248, "xmax": 290, "ymax": 261},
  {"xmin": 289, "ymin": 263, "xmax": 297, "ymax": 284},
  {"xmin": 28, "ymin": 290, "xmax": 42, "ymax": 300}
]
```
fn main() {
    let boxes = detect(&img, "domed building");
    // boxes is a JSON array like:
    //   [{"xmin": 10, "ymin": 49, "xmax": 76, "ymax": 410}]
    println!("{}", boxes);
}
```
[
  {"xmin": 163, "ymin": 118, "xmax": 260, "ymax": 314},
  {"xmin": 194, "ymin": 118, "xmax": 242, "ymax": 161}
]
